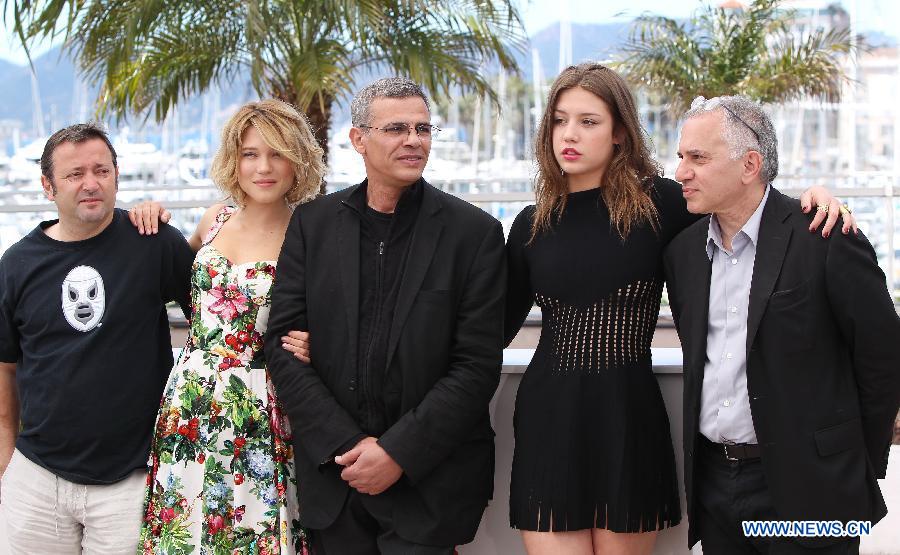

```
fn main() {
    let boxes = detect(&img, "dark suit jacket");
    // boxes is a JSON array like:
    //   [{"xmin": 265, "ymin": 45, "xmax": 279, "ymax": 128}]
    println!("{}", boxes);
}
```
[
  {"xmin": 664, "ymin": 188, "xmax": 900, "ymax": 548},
  {"xmin": 264, "ymin": 179, "xmax": 506, "ymax": 546}
]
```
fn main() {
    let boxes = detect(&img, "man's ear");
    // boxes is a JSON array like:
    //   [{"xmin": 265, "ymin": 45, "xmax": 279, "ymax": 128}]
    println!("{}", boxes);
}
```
[
  {"xmin": 349, "ymin": 127, "xmax": 366, "ymax": 155},
  {"xmin": 742, "ymin": 150, "xmax": 763, "ymax": 184},
  {"xmin": 41, "ymin": 175, "xmax": 56, "ymax": 200}
]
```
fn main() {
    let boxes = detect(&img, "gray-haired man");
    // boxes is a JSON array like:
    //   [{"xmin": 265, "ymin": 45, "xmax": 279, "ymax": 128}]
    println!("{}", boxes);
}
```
[
  {"xmin": 264, "ymin": 78, "xmax": 506, "ymax": 553},
  {"xmin": 664, "ymin": 96, "xmax": 900, "ymax": 554}
]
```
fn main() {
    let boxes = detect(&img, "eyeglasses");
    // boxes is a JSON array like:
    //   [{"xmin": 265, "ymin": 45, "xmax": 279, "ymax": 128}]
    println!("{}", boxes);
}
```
[
  {"xmin": 59, "ymin": 167, "xmax": 115, "ymax": 186},
  {"xmin": 359, "ymin": 123, "xmax": 441, "ymax": 140}
]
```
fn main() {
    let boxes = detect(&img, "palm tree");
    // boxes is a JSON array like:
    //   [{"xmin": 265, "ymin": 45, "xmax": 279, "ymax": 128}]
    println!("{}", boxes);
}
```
[
  {"xmin": 6, "ymin": 0, "xmax": 525, "ymax": 165},
  {"xmin": 612, "ymin": 0, "xmax": 856, "ymax": 115}
]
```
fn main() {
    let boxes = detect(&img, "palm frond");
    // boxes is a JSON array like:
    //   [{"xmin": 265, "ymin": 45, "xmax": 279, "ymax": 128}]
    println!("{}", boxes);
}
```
[
  {"xmin": 6, "ymin": 0, "xmax": 525, "ymax": 159},
  {"xmin": 747, "ymin": 26, "xmax": 854, "ymax": 104},
  {"xmin": 96, "ymin": 23, "xmax": 245, "ymax": 122},
  {"xmin": 612, "ymin": 15, "xmax": 705, "ymax": 113},
  {"xmin": 613, "ymin": 0, "xmax": 856, "ymax": 115}
]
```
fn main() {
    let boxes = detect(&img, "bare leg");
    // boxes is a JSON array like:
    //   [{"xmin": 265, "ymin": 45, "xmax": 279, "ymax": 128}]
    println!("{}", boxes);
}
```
[
  {"xmin": 521, "ymin": 529, "xmax": 594, "ymax": 555},
  {"xmin": 591, "ymin": 528, "xmax": 658, "ymax": 555}
]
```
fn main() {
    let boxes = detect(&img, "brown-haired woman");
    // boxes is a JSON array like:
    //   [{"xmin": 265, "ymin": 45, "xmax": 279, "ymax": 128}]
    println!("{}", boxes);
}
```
[
  {"xmin": 504, "ymin": 63, "xmax": 846, "ymax": 554},
  {"xmin": 136, "ymin": 99, "xmax": 324, "ymax": 554}
]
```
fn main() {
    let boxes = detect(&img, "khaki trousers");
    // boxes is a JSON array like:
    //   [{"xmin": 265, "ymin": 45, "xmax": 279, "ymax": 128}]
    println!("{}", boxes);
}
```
[{"xmin": 0, "ymin": 449, "xmax": 145, "ymax": 554}]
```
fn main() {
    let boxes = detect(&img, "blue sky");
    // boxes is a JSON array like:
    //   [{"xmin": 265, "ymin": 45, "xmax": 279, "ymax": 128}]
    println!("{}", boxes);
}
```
[{"xmin": 1, "ymin": 0, "xmax": 898, "ymax": 65}]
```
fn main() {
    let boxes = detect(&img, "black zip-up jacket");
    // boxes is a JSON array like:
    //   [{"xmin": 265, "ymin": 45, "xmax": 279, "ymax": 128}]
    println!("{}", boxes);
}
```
[
  {"xmin": 264, "ymin": 179, "xmax": 506, "ymax": 546},
  {"xmin": 348, "ymin": 181, "xmax": 421, "ymax": 438}
]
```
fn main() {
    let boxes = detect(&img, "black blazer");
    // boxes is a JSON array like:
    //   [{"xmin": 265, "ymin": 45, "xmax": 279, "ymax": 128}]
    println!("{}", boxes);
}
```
[
  {"xmin": 264, "ymin": 180, "xmax": 506, "ymax": 546},
  {"xmin": 664, "ymin": 188, "xmax": 900, "ymax": 548}
]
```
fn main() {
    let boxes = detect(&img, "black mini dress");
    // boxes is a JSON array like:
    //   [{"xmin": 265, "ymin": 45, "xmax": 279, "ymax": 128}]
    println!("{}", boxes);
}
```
[{"xmin": 504, "ymin": 177, "xmax": 698, "ymax": 533}]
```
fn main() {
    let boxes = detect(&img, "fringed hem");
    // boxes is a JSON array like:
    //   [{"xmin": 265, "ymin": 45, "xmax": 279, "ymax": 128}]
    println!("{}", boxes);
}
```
[{"xmin": 510, "ymin": 501, "xmax": 682, "ymax": 533}]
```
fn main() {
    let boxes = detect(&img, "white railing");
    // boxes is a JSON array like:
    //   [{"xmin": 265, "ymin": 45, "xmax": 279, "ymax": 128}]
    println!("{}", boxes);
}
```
[{"xmin": 1, "ymin": 181, "xmax": 898, "ymax": 300}]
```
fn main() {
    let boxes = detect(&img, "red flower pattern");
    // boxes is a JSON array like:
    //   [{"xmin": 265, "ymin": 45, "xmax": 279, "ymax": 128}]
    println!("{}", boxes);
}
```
[
  {"xmin": 140, "ymin": 207, "xmax": 306, "ymax": 552},
  {"xmin": 206, "ymin": 514, "xmax": 225, "ymax": 535},
  {"xmin": 206, "ymin": 284, "xmax": 249, "ymax": 321},
  {"xmin": 159, "ymin": 507, "xmax": 175, "ymax": 524}
]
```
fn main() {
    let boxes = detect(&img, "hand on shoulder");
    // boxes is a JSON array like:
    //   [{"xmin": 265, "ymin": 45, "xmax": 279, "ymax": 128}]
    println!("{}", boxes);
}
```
[{"xmin": 127, "ymin": 201, "xmax": 171, "ymax": 235}]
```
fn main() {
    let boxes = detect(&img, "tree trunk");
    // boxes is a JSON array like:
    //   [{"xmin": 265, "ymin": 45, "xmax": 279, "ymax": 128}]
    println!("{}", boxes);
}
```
[
  {"xmin": 305, "ymin": 98, "xmax": 333, "ymax": 196},
  {"xmin": 273, "ymin": 85, "xmax": 333, "ymax": 196}
]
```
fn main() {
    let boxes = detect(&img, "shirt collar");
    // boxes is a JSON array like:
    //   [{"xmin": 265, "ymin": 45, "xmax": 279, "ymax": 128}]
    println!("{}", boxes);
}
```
[{"xmin": 706, "ymin": 185, "xmax": 770, "ymax": 260}]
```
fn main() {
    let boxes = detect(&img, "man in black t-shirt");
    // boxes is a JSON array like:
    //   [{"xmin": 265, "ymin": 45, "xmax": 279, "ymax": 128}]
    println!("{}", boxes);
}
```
[{"xmin": 0, "ymin": 123, "xmax": 192, "ymax": 553}]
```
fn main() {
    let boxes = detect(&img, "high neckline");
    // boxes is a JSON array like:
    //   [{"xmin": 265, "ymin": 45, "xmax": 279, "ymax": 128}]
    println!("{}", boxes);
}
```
[{"xmin": 564, "ymin": 186, "xmax": 603, "ymax": 200}]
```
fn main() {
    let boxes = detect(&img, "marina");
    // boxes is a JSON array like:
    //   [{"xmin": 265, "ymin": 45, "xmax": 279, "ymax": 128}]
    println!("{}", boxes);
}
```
[{"xmin": 3, "ymin": 2, "xmax": 900, "ymax": 298}]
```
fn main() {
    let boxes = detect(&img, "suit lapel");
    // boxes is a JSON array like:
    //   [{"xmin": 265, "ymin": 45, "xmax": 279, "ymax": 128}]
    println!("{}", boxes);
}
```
[
  {"xmin": 385, "ymin": 185, "xmax": 444, "ymax": 369},
  {"xmin": 746, "ymin": 189, "xmax": 792, "ymax": 354},
  {"xmin": 686, "ymin": 219, "xmax": 713, "ymax": 416},
  {"xmin": 337, "ymin": 203, "xmax": 361, "ymax": 352}
]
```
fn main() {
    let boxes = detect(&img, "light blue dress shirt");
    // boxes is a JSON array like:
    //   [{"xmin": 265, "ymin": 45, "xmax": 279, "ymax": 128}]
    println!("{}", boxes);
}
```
[{"xmin": 699, "ymin": 186, "xmax": 770, "ymax": 444}]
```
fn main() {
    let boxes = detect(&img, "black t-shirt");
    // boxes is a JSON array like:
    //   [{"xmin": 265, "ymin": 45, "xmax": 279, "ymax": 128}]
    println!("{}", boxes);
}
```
[{"xmin": 0, "ymin": 209, "xmax": 193, "ymax": 484}]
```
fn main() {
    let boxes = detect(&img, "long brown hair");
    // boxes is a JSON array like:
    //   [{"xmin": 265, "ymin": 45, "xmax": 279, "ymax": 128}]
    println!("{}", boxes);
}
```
[{"xmin": 532, "ymin": 63, "xmax": 660, "ymax": 241}]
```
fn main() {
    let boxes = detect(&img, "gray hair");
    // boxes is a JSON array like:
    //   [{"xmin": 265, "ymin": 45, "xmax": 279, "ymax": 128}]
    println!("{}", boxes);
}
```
[
  {"xmin": 683, "ymin": 95, "xmax": 778, "ymax": 184},
  {"xmin": 350, "ymin": 77, "xmax": 430, "ymax": 127}
]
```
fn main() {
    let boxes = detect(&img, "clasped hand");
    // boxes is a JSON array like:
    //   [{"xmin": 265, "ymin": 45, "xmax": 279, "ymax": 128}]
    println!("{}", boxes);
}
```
[
  {"xmin": 335, "ymin": 436, "xmax": 403, "ymax": 495},
  {"xmin": 279, "ymin": 337, "xmax": 400, "ymax": 494}
]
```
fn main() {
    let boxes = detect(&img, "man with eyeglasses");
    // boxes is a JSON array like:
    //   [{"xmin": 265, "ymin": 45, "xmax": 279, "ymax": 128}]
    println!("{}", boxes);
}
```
[
  {"xmin": 663, "ymin": 95, "xmax": 900, "ymax": 554},
  {"xmin": 0, "ymin": 123, "xmax": 193, "ymax": 552},
  {"xmin": 264, "ymin": 77, "xmax": 505, "ymax": 553}
]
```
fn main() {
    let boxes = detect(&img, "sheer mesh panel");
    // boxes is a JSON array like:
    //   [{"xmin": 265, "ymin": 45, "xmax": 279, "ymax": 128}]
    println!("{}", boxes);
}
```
[{"xmin": 536, "ymin": 279, "xmax": 663, "ymax": 373}]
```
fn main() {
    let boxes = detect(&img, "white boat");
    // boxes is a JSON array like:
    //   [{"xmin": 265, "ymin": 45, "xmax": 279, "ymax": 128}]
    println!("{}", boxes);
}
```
[
  {"xmin": 6, "ymin": 137, "xmax": 45, "ymax": 185},
  {"xmin": 112, "ymin": 128, "xmax": 166, "ymax": 186}
]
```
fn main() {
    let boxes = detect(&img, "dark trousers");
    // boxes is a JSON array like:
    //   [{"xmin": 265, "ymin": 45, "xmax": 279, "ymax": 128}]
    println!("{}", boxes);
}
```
[
  {"xmin": 695, "ymin": 436, "xmax": 860, "ymax": 555},
  {"xmin": 310, "ymin": 489, "xmax": 456, "ymax": 555}
]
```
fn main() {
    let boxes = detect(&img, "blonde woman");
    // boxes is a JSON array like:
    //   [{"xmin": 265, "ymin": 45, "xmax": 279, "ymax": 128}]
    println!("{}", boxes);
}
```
[{"xmin": 137, "ymin": 99, "xmax": 324, "ymax": 554}]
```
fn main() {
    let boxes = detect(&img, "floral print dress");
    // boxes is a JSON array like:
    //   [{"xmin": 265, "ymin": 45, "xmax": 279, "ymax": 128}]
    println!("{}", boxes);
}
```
[{"xmin": 140, "ymin": 206, "xmax": 307, "ymax": 555}]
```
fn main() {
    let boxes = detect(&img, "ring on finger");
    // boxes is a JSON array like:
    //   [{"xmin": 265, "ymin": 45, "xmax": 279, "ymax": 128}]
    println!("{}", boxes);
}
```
[
  {"xmin": 839, "ymin": 204, "xmax": 851, "ymax": 215},
  {"xmin": 816, "ymin": 204, "xmax": 828, "ymax": 214}
]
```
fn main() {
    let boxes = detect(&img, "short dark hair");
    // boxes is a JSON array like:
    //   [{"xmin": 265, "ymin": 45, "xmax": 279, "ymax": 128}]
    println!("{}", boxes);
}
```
[{"xmin": 40, "ymin": 122, "xmax": 118, "ymax": 181}]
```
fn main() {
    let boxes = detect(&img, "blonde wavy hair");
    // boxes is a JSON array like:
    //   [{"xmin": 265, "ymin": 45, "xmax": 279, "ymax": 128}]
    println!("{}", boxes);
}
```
[
  {"xmin": 532, "ymin": 63, "xmax": 660, "ymax": 241},
  {"xmin": 210, "ymin": 99, "xmax": 325, "ymax": 206}
]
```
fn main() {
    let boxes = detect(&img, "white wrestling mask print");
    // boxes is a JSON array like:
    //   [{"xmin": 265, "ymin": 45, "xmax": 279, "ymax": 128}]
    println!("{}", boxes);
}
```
[{"xmin": 61, "ymin": 265, "xmax": 106, "ymax": 332}]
